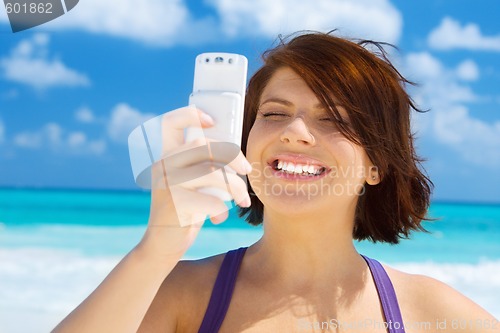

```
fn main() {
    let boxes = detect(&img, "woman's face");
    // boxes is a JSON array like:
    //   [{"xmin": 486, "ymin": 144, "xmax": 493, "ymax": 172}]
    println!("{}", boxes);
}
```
[{"xmin": 246, "ymin": 67, "xmax": 378, "ymax": 217}]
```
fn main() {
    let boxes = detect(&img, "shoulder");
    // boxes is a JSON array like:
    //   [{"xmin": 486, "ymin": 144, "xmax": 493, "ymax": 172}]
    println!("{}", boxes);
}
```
[
  {"xmin": 165, "ymin": 252, "xmax": 226, "ymax": 308},
  {"xmin": 383, "ymin": 265, "xmax": 499, "ymax": 333},
  {"xmin": 138, "ymin": 252, "xmax": 226, "ymax": 333},
  {"xmin": 170, "ymin": 253, "xmax": 226, "ymax": 286}
]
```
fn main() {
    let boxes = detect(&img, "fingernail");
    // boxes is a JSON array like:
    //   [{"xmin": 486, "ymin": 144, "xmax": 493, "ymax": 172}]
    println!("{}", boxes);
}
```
[
  {"xmin": 199, "ymin": 112, "xmax": 214, "ymax": 125},
  {"xmin": 240, "ymin": 196, "xmax": 251, "ymax": 208}
]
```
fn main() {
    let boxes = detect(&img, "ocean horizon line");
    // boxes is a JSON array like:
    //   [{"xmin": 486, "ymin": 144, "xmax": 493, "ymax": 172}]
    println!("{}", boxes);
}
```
[{"xmin": 1, "ymin": 185, "xmax": 499, "ymax": 207}]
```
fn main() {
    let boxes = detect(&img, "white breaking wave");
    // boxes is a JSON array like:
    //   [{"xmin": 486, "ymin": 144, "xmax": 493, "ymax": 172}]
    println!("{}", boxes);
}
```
[
  {"xmin": 0, "ymin": 248, "xmax": 120, "ymax": 333},
  {"xmin": 393, "ymin": 260, "xmax": 500, "ymax": 318},
  {"xmin": 0, "ymin": 227, "xmax": 263, "ymax": 333}
]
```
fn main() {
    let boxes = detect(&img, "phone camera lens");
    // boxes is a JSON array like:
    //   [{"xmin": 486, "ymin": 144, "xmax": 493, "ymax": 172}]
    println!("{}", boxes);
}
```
[
  {"xmin": 205, "ymin": 58, "xmax": 210, "ymax": 63},
  {"xmin": 215, "ymin": 56, "xmax": 224, "ymax": 63}
]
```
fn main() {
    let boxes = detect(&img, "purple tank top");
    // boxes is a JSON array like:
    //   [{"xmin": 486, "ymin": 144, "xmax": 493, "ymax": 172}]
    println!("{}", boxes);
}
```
[{"xmin": 198, "ymin": 247, "xmax": 405, "ymax": 333}]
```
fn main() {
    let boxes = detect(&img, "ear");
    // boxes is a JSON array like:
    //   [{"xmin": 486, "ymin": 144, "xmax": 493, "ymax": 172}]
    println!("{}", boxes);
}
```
[{"xmin": 366, "ymin": 165, "xmax": 380, "ymax": 185}]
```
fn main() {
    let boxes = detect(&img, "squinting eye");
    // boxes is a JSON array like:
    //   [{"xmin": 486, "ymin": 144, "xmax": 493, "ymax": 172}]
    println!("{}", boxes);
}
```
[
  {"xmin": 319, "ymin": 117, "xmax": 340, "ymax": 126},
  {"xmin": 264, "ymin": 113, "xmax": 286, "ymax": 117},
  {"xmin": 260, "ymin": 111, "xmax": 289, "ymax": 118}
]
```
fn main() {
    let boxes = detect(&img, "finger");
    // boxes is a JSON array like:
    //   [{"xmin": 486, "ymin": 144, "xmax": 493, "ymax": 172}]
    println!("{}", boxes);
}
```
[
  {"xmin": 224, "ymin": 149, "xmax": 252, "ymax": 175},
  {"xmin": 162, "ymin": 140, "xmax": 251, "ymax": 176},
  {"xmin": 177, "ymin": 170, "xmax": 250, "ymax": 207},
  {"xmin": 150, "ymin": 144, "xmax": 251, "ymax": 207},
  {"xmin": 202, "ymin": 142, "xmax": 252, "ymax": 175},
  {"xmin": 161, "ymin": 106, "xmax": 214, "ymax": 152},
  {"xmin": 150, "ymin": 159, "xmax": 170, "ymax": 190},
  {"xmin": 169, "ymin": 187, "xmax": 231, "ymax": 225},
  {"xmin": 209, "ymin": 211, "xmax": 229, "ymax": 225}
]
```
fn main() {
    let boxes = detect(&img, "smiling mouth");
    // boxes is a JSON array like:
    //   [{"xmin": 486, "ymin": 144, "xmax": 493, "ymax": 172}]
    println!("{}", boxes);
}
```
[{"xmin": 270, "ymin": 159, "xmax": 327, "ymax": 176}]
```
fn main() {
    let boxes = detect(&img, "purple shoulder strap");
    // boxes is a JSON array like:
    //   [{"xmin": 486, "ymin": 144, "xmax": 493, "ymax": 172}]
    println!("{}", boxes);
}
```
[
  {"xmin": 361, "ymin": 255, "xmax": 406, "ymax": 333},
  {"xmin": 198, "ymin": 247, "xmax": 247, "ymax": 333},
  {"xmin": 197, "ymin": 250, "xmax": 404, "ymax": 333}
]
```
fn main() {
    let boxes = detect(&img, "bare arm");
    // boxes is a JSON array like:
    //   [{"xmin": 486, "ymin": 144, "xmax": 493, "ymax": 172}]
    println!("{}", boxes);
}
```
[
  {"xmin": 436, "ymin": 279, "xmax": 499, "ymax": 333},
  {"xmin": 412, "ymin": 274, "xmax": 499, "ymax": 333},
  {"xmin": 52, "ymin": 107, "xmax": 251, "ymax": 333},
  {"xmin": 51, "ymin": 189, "xmax": 207, "ymax": 333}
]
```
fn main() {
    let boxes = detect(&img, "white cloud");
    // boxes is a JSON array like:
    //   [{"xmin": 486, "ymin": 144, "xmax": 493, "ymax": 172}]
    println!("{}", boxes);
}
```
[
  {"xmin": 434, "ymin": 106, "xmax": 500, "ymax": 166},
  {"xmin": 0, "ymin": 33, "xmax": 90, "ymax": 89},
  {"xmin": 66, "ymin": 131, "xmax": 106, "ymax": 154},
  {"xmin": 209, "ymin": 0, "xmax": 403, "ymax": 44},
  {"xmin": 455, "ymin": 60, "xmax": 480, "ymax": 81},
  {"xmin": 2, "ymin": 0, "xmax": 401, "ymax": 47},
  {"xmin": 428, "ymin": 17, "xmax": 500, "ymax": 51},
  {"xmin": 403, "ymin": 52, "xmax": 500, "ymax": 167},
  {"xmin": 405, "ymin": 52, "xmax": 478, "ymax": 107},
  {"xmin": 75, "ymin": 107, "xmax": 96, "ymax": 123},
  {"xmin": 45, "ymin": 123, "xmax": 63, "ymax": 146},
  {"xmin": 405, "ymin": 52, "xmax": 443, "ymax": 79},
  {"xmin": 68, "ymin": 132, "xmax": 87, "ymax": 147},
  {"xmin": 37, "ymin": 0, "xmax": 218, "ymax": 47},
  {"xmin": 14, "ymin": 129, "xmax": 43, "ymax": 148},
  {"xmin": 107, "ymin": 103, "xmax": 155, "ymax": 143},
  {"xmin": 13, "ymin": 123, "xmax": 105, "ymax": 155}
]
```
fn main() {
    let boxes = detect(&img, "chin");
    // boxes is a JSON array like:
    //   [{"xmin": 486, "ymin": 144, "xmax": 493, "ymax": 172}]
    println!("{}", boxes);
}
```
[{"xmin": 259, "ymin": 190, "xmax": 328, "ymax": 214}]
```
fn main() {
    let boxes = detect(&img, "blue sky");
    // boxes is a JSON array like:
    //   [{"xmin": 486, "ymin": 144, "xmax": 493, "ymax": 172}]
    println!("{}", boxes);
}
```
[{"xmin": 0, "ymin": 0, "xmax": 499, "ymax": 203}]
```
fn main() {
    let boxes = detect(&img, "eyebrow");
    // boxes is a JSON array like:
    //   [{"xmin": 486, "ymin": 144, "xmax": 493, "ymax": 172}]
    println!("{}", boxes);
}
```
[{"xmin": 259, "ymin": 97, "xmax": 325, "ymax": 109}]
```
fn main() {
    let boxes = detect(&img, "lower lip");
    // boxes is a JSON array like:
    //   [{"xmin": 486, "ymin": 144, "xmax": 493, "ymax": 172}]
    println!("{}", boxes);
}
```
[{"xmin": 270, "ymin": 167, "xmax": 329, "ymax": 181}]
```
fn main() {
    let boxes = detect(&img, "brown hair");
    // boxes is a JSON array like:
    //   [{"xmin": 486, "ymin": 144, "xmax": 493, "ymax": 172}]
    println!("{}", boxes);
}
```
[{"xmin": 239, "ymin": 31, "xmax": 433, "ymax": 244}]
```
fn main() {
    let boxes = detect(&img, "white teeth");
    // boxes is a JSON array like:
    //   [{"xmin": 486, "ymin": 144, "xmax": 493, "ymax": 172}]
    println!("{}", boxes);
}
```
[{"xmin": 274, "ymin": 160, "xmax": 324, "ymax": 175}]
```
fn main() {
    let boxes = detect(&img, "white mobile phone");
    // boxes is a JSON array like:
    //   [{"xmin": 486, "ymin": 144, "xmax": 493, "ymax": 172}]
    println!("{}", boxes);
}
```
[
  {"xmin": 186, "ymin": 53, "xmax": 248, "ymax": 145},
  {"xmin": 186, "ymin": 53, "xmax": 248, "ymax": 203}
]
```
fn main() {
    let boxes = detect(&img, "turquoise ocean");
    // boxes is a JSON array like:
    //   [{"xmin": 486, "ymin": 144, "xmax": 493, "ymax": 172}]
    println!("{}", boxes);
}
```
[{"xmin": 0, "ymin": 188, "xmax": 499, "ymax": 332}]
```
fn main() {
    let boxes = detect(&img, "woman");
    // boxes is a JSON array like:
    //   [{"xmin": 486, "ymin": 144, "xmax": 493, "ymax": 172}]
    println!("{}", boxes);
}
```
[{"xmin": 53, "ymin": 32, "xmax": 498, "ymax": 333}]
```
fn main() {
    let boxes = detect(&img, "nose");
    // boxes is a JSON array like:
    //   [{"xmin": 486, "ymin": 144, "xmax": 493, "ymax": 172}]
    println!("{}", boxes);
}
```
[{"xmin": 279, "ymin": 117, "xmax": 316, "ymax": 145}]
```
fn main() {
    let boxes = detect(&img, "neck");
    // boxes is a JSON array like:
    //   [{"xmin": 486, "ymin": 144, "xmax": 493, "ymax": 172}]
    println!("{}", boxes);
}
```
[{"xmin": 247, "ymin": 199, "xmax": 366, "ymax": 289}]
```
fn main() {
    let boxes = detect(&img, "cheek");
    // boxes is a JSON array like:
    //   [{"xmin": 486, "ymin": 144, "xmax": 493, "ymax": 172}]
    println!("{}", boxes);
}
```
[
  {"xmin": 326, "ymin": 135, "xmax": 357, "ymax": 162},
  {"xmin": 329, "ymin": 138, "xmax": 369, "ymax": 179},
  {"xmin": 245, "ymin": 124, "xmax": 273, "ymax": 191},
  {"xmin": 245, "ymin": 122, "xmax": 269, "ymax": 164}
]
